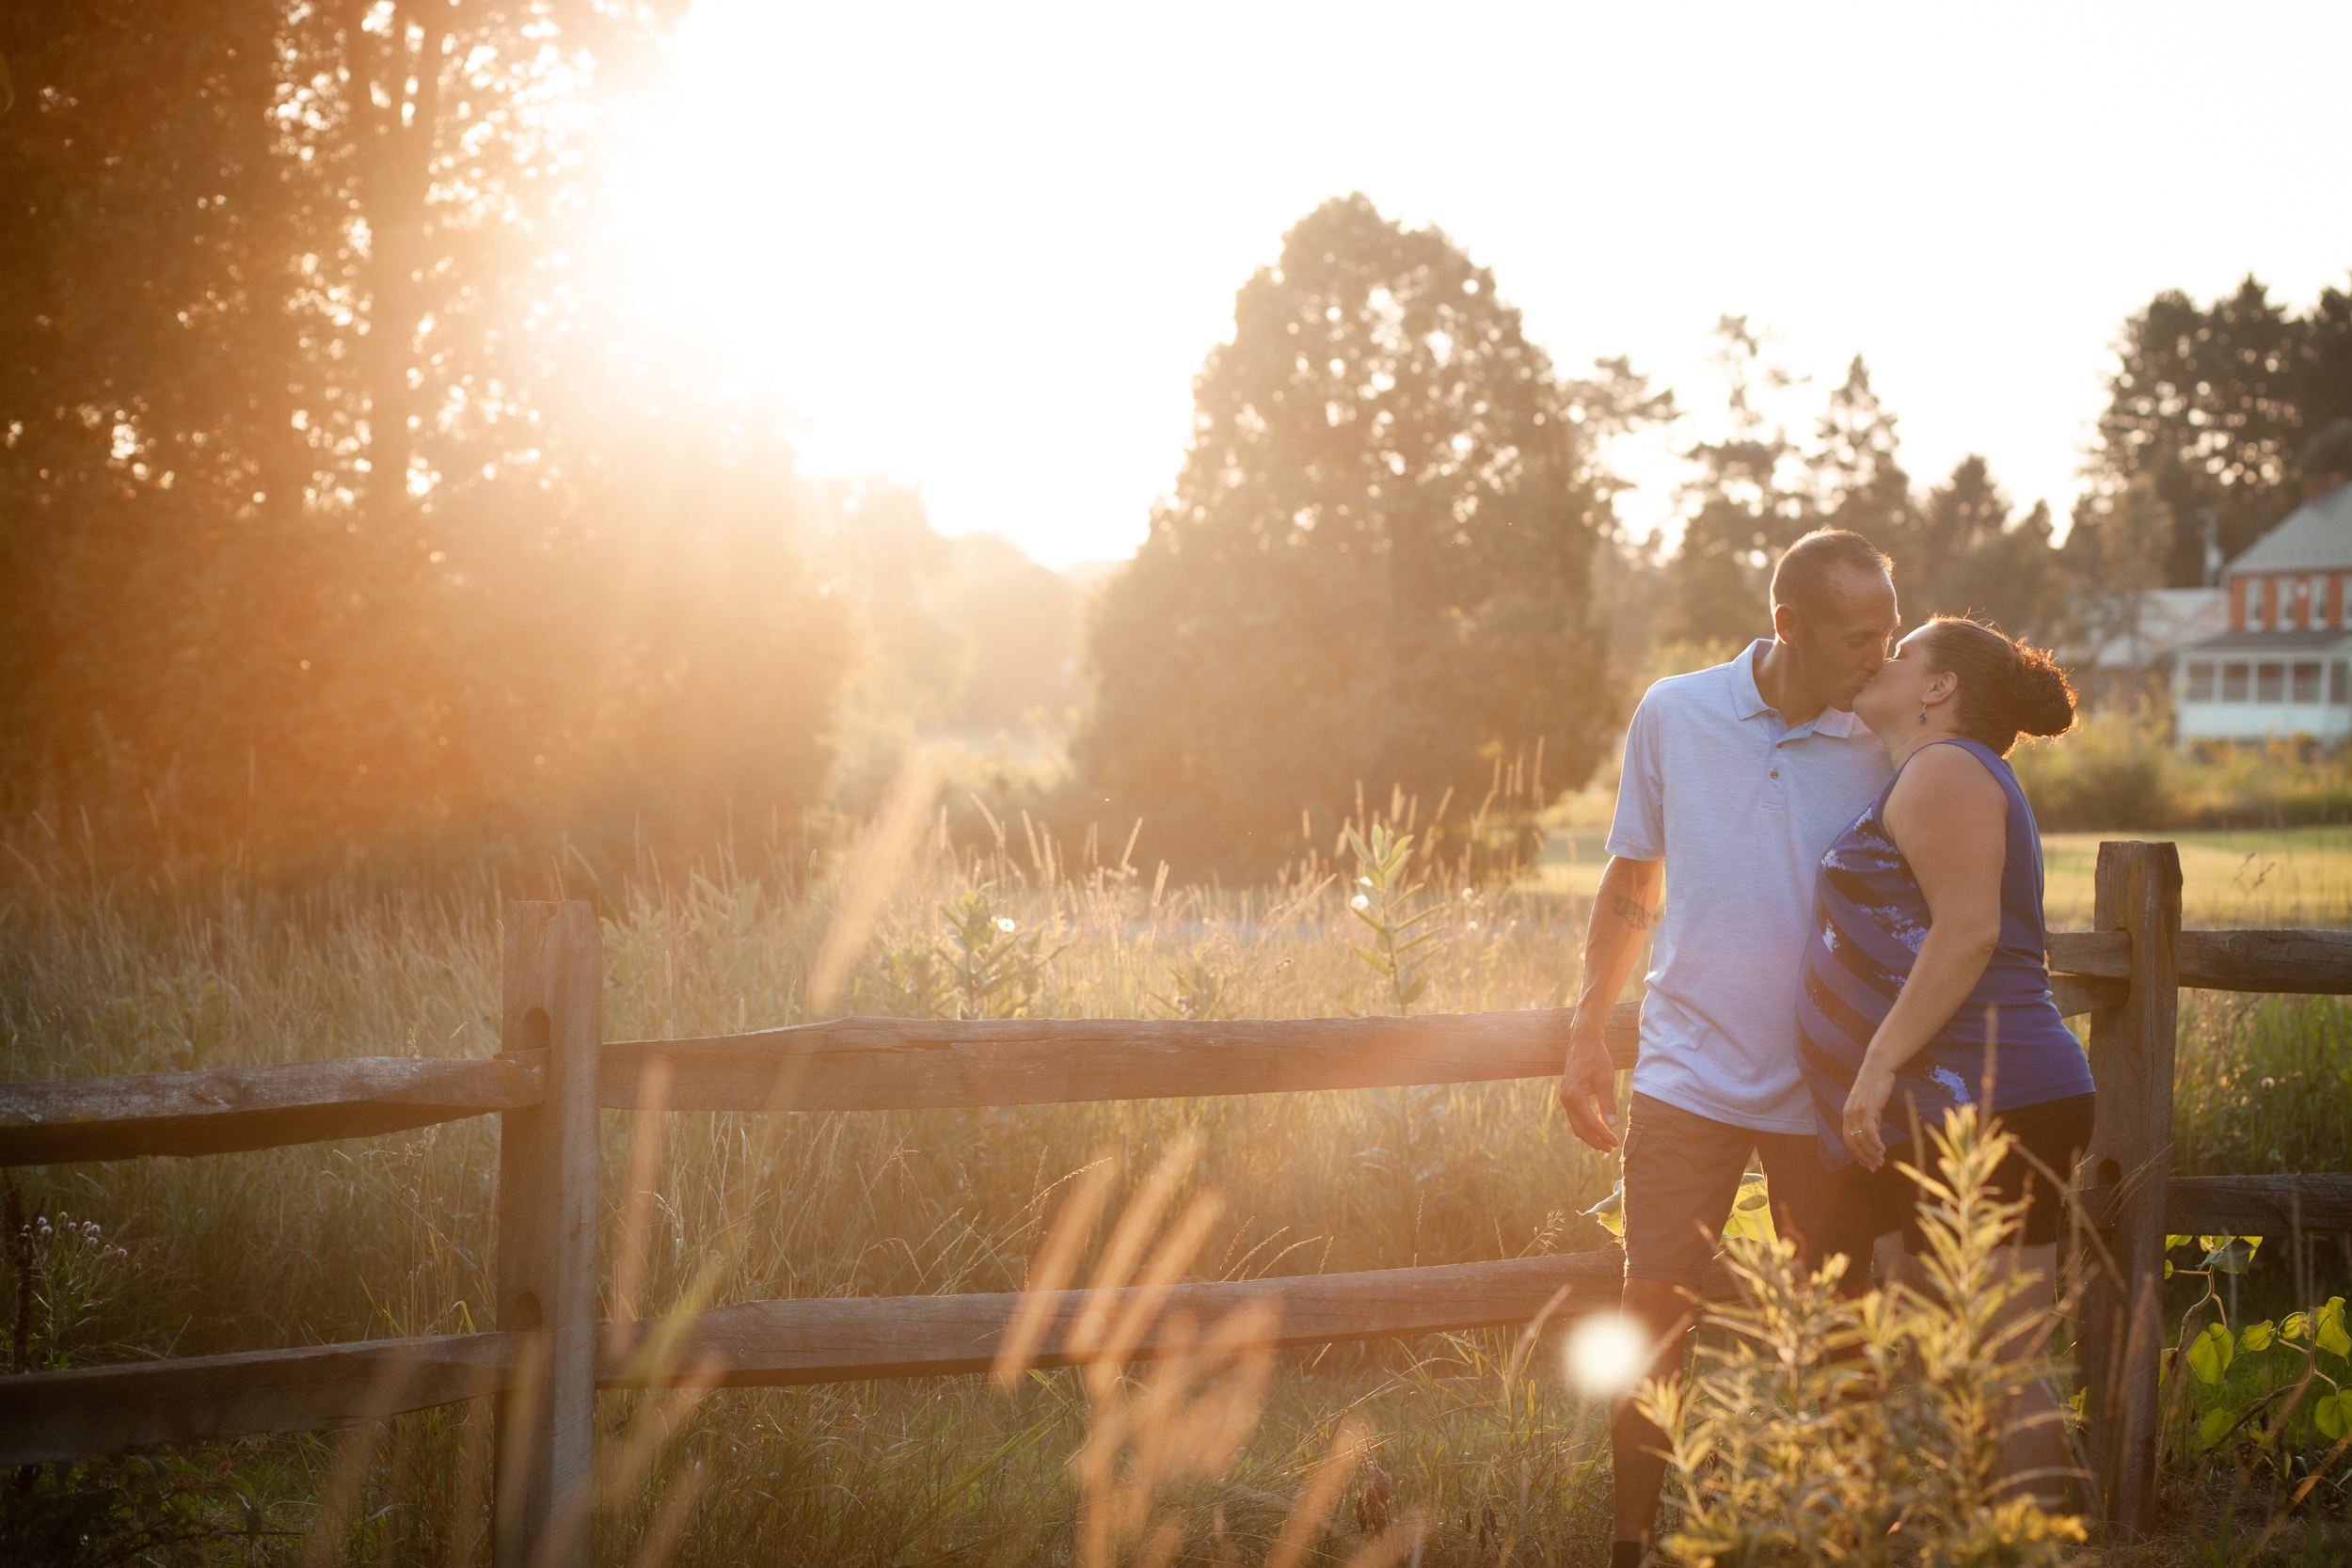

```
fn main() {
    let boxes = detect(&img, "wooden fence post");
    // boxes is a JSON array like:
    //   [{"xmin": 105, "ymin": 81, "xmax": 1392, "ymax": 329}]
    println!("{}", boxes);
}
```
[
  {"xmin": 2075, "ymin": 841, "xmax": 2181, "ymax": 1542},
  {"xmin": 494, "ymin": 902, "xmax": 602, "ymax": 1568}
]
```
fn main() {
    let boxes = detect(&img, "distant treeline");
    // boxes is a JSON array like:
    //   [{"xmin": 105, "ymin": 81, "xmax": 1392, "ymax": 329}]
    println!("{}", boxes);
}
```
[{"xmin": 5, "ymin": 7, "xmax": 2350, "ymax": 883}]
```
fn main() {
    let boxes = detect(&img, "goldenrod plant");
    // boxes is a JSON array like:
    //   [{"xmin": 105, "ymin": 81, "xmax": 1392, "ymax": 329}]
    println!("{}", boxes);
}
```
[{"xmin": 1639, "ymin": 1108, "xmax": 2089, "ymax": 1566}]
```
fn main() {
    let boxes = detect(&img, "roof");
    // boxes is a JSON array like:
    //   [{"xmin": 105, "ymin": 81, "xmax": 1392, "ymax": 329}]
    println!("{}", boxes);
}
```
[
  {"xmin": 2084, "ymin": 587, "xmax": 2226, "ymax": 669},
  {"xmin": 2182, "ymin": 627, "xmax": 2352, "ymax": 656},
  {"xmin": 2227, "ymin": 483, "xmax": 2352, "ymax": 576}
]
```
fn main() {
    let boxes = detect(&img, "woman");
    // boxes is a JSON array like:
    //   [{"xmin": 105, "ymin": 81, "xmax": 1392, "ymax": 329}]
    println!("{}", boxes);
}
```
[{"xmin": 1794, "ymin": 613, "xmax": 2090, "ymax": 1503}]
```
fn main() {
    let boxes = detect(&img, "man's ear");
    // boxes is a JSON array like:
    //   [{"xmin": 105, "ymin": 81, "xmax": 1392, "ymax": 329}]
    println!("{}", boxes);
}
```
[{"xmin": 1771, "ymin": 601, "xmax": 1801, "ymax": 644}]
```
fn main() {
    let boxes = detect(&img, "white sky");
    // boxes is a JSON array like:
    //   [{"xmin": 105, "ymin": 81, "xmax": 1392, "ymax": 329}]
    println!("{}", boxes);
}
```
[{"xmin": 607, "ymin": 2, "xmax": 2352, "ymax": 569}]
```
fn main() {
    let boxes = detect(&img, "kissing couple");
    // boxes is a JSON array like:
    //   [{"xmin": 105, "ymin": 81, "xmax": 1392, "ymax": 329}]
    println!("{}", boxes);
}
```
[{"xmin": 1555, "ymin": 529, "xmax": 2094, "ymax": 1568}]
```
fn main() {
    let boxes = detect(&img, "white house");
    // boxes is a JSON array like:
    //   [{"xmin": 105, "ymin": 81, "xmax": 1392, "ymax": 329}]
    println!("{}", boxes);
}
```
[
  {"xmin": 2173, "ymin": 482, "xmax": 2352, "ymax": 746},
  {"xmin": 2078, "ymin": 586, "xmax": 2223, "ymax": 709}
]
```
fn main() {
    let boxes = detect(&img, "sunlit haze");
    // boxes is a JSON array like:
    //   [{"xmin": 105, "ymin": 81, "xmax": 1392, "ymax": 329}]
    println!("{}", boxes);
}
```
[
  {"xmin": 1564, "ymin": 1310, "xmax": 1653, "ymax": 1398},
  {"xmin": 610, "ymin": 3, "xmax": 2352, "ymax": 568}
]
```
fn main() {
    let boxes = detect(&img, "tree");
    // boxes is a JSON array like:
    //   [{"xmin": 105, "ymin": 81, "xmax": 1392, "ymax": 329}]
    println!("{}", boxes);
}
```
[
  {"xmin": 2091, "ymin": 275, "xmax": 2352, "ymax": 583},
  {"xmin": 2060, "ymin": 473, "xmax": 2174, "ymax": 665},
  {"xmin": 0, "ymin": 0, "xmax": 321, "ymax": 846},
  {"xmin": 1811, "ymin": 355, "xmax": 1916, "ymax": 548},
  {"xmin": 1662, "ymin": 340, "xmax": 2072, "ymax": 647},
  {"xmin": 1904, "ymin": 456, "xmax": 2065, "ymax": 641},
  {"xmin": 0, "ymin": 0, "xmax": 847, "ymax": 874},
  {"xmin": 1667, "ymin": 318, "xmax": 1819, "ymax": 636},
  {"xmin": 1077, "ymin": 195, "xmax": 1617, "ymax": 878}
]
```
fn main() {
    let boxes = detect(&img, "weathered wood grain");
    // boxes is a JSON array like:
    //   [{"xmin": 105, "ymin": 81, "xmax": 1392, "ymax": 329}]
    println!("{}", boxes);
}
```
[
  {"xmin": 5, "ymin": 1247, "xmax": 1720, "ymax": 1464},
  {"xmin": 0, "ymin": 1057, "xmax": 540, "ymax": 1167},
  {"xmin": 2048, "ymin": 927, "xmax": 2352, "ymax": 994},
  {"xmin": 2174, "ymin": 928, "xmax": 2352, "ymax": 994},
  {"xmin": 494, "ymin": 902, "xmax": 602, "ymax": 1568},
  {"xmin": 2077, "ymin": 842, "xmax": 2182, "ymax": 1544},
  {"xmin": 2047, "ymin": 929, "xmax": 2132, "ymax": 978},
  {"xmin": 2050, "ymin": 973, "xmax": 2128, "ymax": 1017},
  {"xmin": 600, "ymin": 1007, "xmax": 1604, "ymax": 1114},
  {"xmin": 598, "ymin": 1248, "xmax": 1711, "ymax": 1389},
  {"xmin": 2075, "ymin": 1173, "xmax": 2352, "ymax": 1237},
  {"xmin": 0, "ymin": 1332, "xmax": 518, "ymax": 1467},
  {"xmin": 597, "ymin": 974, "xmax": 2140, "ymax": 1119}
]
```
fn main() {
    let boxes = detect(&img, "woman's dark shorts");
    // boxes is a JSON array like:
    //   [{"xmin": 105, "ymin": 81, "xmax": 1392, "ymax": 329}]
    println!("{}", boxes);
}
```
[
  {"xmin": 1620, "ymin": 1092, "xmax": 1876, "ymax": 1291},
  {"xmin": 1860, "ymin": 1092, "xmax": 2097, "ymax": 1254}
]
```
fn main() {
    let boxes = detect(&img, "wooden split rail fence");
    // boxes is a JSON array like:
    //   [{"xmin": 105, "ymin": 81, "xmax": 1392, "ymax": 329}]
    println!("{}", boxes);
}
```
[{"xmin": 4, "ymin": 843, "xmax": 2351, "ymax": 1559}]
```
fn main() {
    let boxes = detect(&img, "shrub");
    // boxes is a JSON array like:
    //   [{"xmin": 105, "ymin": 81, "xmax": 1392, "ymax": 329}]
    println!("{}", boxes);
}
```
[
  {"xmin": 2012, "ymin": 699, "xmax": 2177, "ymax": 830},
  {"xmin": 1642, "ymin": 1108, "xmax": 2089, "ymax": 1565}
]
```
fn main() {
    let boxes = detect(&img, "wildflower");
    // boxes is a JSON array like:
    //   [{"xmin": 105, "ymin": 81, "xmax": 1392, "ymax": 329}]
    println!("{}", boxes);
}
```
[
  {"xmin": 994, "ymin": 916, "xmax": 1017, "ymax": 934},
  {"xmin": 1351, "ymin": 894, "xmax": 1371, "ymax": 911}
]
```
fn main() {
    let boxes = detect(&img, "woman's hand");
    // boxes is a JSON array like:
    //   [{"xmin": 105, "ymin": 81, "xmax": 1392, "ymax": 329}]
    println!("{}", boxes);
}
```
[{"xmin": 1842, "ymin": 1063, "xmax": 1896, "ymax": 1171}]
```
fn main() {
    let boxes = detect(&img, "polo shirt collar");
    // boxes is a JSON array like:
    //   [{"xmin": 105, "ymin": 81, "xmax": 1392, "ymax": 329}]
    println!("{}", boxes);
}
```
[
  {"xmin": 1730, "ymin": 638, "xmax": 1865, "ymax": 737},
  {"xmin": 1729, "ymin": 639, "xmax": 1773, "ymax": 721}
]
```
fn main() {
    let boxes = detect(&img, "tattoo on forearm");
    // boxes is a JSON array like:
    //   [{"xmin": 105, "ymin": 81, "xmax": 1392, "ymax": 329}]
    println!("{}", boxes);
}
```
[{"xmin": 1609, "ymin": 895, "xmax": 1654, "ymax": 931}]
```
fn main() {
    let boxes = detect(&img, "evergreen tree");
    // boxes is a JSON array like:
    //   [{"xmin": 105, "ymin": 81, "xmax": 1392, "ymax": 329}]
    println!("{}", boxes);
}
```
[
  {"xmin": 1668, "ymin": 318, "xmax": 1818, "ymax": 637},
  {"xmin": 2092, "ymin": 276, "xmax": 2352, "ymax": 582},
  {"xmin": 1909, "ymin": 456, "xmax": 2065, "ymax": 641}
]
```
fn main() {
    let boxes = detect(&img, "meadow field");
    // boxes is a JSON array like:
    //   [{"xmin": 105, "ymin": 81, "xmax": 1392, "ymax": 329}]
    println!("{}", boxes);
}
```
[
  {"xmin": 2, "ymin": 819, "xmax": 2348, "ymax": 1565},
  {"xmin": 1535, "ymin": 821, "xmax": 2352, "ymax": 928}
]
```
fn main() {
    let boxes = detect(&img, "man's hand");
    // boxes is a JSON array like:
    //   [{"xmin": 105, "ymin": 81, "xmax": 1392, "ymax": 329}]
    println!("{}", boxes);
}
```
[
  {"xmin": 1555, "ymin": 854, "xmax": 1658, "ymax": 1154},
  {"xmin": 1556, "ymin": 1013, "xmax": 1620, "ymax": 1152}
]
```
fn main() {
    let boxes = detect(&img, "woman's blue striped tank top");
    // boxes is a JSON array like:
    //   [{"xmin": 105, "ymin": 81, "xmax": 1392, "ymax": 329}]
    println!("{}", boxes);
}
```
[{"xmin": 1796, "ymin": 736, "xmax": 2094, "ymax": 1170}]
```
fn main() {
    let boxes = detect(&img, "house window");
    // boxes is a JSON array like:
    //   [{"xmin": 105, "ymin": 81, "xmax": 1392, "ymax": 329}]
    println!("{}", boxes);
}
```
[
  {"xmin": 2294, "ymin": 662, "xmax": 2323, "ymax": 703},
  {"xmin": 2186, "ymin": 662, "xmax": 2217, "ymax": 701},
  {"xmin": 2334, "ymin": 663, "xmax": 2350, "ymax": 705},
  {"xmin": 2258, "ymin": 662, "xmax": 2286, "ymax": 702},
  {"xmin": 2296, "ymin": 578, "xmax": 2315, "ymax": 629},
  {"xmin": 2223, "ymin": 662, "xmax": 2250, "ymax": 701}
]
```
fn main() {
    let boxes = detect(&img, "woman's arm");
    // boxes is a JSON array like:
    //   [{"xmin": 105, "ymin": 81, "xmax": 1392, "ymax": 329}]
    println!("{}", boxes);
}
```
[{"xmin": 1841, "ymin": 745, "xmax": 2009, "ymax": 1169}]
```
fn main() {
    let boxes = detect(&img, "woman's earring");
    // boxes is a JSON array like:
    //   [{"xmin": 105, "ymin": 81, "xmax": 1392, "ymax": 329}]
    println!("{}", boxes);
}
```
[{"xmin": 1917, "ymin": 703, "xmax": 1928, "ymax": 725}]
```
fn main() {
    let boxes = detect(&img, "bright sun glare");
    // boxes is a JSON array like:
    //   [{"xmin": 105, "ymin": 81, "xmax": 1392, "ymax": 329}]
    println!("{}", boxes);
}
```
[
  {"xmin": 602, "ymin": 3, "xmax": 2352, "ymax": 571},
  {"xmin": 1564, "ymin": 1311, "xmax": 1652, "ymax": 1399}
]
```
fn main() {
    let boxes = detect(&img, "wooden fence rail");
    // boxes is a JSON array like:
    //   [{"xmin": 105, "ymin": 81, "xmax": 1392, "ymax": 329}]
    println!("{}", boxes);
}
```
[
  {"xmin": 1, "ymin": 843, "xmax": 2345, "ymax": 1556},
  {"xmin": 0, "ymin": 976, "xmax": 2150, "ymax": 1163}
]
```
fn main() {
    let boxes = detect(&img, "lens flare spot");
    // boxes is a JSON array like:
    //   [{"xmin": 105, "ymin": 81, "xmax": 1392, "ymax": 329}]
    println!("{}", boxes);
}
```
[{"xmin": 1564, "ymin": 1311, "xmax": 1651, "ymax": 1397}]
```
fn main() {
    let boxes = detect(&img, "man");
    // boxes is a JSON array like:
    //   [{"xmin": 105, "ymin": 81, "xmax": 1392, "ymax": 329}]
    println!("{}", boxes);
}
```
[{"xmin": 1556, "ymin": 529, "xmax": 1901, "ymax": 1568}]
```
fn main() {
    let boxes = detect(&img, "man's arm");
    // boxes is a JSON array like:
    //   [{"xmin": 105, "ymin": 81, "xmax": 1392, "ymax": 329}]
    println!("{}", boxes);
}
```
[{"xmin": 1556, "ymin": 854, "xmax": 1663, "ymax": 1152}]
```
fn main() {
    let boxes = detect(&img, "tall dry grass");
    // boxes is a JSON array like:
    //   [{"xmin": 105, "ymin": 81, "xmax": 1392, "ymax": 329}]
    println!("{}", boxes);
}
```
[
  {"xmin": 0, "ymin": 808, "xmax": 1624, "ymax": 1564},
  {"xmin": 5, "ymin": 795, "xmax": 2349, "ymax": 1562}
]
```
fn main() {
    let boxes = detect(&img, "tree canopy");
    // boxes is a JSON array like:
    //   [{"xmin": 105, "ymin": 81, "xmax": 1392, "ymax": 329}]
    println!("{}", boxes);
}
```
[
  {"xmin": 1077, "ymin": 195, "xmax": 1617, "ymax": 877},
  {"xmin": 1663, "ymin": 326, "xmax": 2066, "ymax": 645},
  {"xmin": 2089, "ymin": 275, "xmax": 2352, "ymax": 584},
  {"xmin": 0, "ymin": 0, "xmax": 845, "ymax": 876}
]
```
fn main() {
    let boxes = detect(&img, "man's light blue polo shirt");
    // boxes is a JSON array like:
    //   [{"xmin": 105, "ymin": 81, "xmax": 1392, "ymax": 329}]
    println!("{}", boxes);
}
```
[{"xmin": 1605, "ymin": 639, "xmax": 1893, "ymax": 1133}]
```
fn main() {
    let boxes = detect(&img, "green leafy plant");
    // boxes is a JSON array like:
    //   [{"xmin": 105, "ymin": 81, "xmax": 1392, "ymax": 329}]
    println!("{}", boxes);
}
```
[
  {"xmin": 2164, "ymin": 1229, "xmax": 2351, "ymax": 1462},
  {"xmin": 868, "ymin": 885, "xmax": 1067, "ymax": 1020},
  {"xmin": 1641, "ymin": 1107, "xmax": 2089, "ymax": 1566},
  {"xmin": 1146, "ymin": 957, "xmax": 1236, "ymax": 1021},
  {"xmin": 1343, "ymin": 822, "xmax": 1444, "ymax": 1016}
]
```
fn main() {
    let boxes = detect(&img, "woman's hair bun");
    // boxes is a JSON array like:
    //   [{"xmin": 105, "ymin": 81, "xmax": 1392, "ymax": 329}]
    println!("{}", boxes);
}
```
[
  {"xmin": 2007, "ymin": 641, "xmax": 2077, "ymax": 738},
  {"xmin": 1918, "ymin": 615, "xmax": 2078, "ymax": 754}
]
